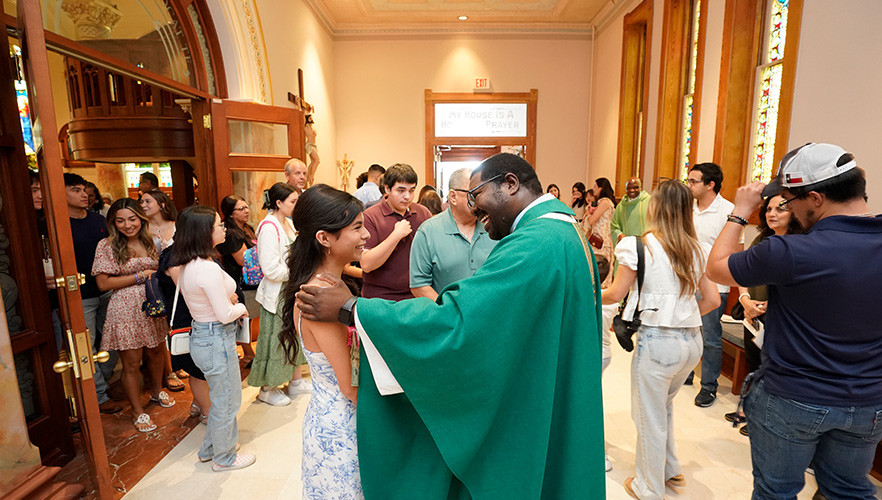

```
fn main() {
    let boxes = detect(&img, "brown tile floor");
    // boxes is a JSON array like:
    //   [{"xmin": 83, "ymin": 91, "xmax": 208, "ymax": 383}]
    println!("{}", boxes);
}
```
[{"xmin": 57, "ymin": 356, "xmax": 254, "ymax": 499}]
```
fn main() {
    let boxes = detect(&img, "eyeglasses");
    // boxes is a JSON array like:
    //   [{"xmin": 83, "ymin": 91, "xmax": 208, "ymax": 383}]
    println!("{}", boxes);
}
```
[
  {"xmin": 234, "ymin": 206, "xmax": 249, "ymax": 211},
  {"xmin": 453, "ymin": 174, "xmax": 503, "ymax": 209},
  {"xmin": 685, "ymin": 178, "xmax": 704, "ymax": 185},
  {"xmin": 778, "ymin": 195, "xmax": 803, "ymax": 208}
]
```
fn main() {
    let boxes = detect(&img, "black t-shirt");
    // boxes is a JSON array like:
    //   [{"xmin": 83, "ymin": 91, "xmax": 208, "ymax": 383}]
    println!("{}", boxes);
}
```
[
  {"xmin": 215, "ymin": 225, "xmax": 255, "ymax": 286},
  {"xmin": 157, "ymin": 246, "xmax": 193, "ymax": 330},
  {"xmin": 71, "ymin": 211, "xmax": 107, "ymax": 299}
]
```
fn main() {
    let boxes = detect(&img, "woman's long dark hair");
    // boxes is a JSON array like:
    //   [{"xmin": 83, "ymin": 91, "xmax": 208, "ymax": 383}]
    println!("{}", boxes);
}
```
[
  {"xmin": 279, "ymin": 185, "xmax": 364, "ymax": 365},
  {"xmin": 572, "ymin": 182, "xmax": 587, "ymax": 208},
  {"xmin": 142, "ymin": 189, "xmax": 177, "ymax": 221},
  {"xmin": 756, "ymin": 196, "xmax": 805, "ymax": 240},
  {"xmin": 220, "ymin": 195, "xmax": 255, "ymax": 242},
  {"xmin": 594, "ymin": 177, "xmax": 617, "ymax": 205},
  {"xmin": 170, "ymin": 205, "xmax": 219, "ymax": 266}
]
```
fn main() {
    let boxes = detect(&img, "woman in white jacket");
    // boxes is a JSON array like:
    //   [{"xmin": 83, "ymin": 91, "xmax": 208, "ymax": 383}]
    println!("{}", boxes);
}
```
[{"xmin": 247, "ymin": 182, "xmax": 311, "ymax": 405}]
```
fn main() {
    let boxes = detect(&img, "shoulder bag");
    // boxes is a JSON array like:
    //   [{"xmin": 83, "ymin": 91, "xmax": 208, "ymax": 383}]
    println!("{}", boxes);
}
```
[
  {"xmin": 612, "ymin": 236, "xmax": 648, "ymax": 352},
  {"xmin": 167, "ymin": 270, "xmax": 191, "ymax": 355}
]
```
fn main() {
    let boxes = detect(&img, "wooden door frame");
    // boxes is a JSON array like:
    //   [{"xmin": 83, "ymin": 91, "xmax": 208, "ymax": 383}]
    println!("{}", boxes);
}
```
[
  {"xmin": 615, "ymin": 0, "xmax": 653, "ymax": 195},
  {"xmin": 425, "ymin": 89, "xmax": 538, "ymax": 184},
  {"xmin": 17, "ymin": 1, "xmax": 113, "ymax": 498},
  {"xmin": 203, "ymin": 99, "xmax": 305, "ymax": 210}
]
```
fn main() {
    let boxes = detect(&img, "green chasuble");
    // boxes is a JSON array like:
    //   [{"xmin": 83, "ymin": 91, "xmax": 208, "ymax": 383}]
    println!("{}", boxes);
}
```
[{"xmin": 355, "ymin": 198, "xmax": 605, "ymax": 500}]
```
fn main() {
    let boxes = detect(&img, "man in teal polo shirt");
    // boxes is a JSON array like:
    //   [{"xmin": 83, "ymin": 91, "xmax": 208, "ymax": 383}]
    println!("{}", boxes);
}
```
[{"xmin": 410, "ymin": 168, "xmax": 497, "ymax": 300}]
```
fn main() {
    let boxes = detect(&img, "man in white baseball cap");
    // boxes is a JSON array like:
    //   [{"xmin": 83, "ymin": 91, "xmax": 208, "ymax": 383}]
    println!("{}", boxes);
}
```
[{"xmin": 704, "ymin": 142, "xmax": 882, "ymax": 499}]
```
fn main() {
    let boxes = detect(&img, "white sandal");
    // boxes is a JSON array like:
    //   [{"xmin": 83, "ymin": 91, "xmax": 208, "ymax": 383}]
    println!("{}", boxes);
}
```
[
  {"xmin": 133, "ymin": 413, "xmax": 157, "ymax": 433},
  {"xmin": 150, "ymin": 390, "xmax": 176, "ymax": 408}
]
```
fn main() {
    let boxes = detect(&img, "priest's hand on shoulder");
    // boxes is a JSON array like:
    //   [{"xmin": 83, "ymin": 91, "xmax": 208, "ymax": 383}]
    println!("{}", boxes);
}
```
[{"xmin": 296, "ymin": 274, "xmax": 353, "ymax": 323}]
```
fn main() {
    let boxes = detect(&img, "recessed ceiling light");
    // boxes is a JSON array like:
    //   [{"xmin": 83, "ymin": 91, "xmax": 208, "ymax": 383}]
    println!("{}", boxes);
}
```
[{"xmin": 458, "ymin": 15, "xmax": 468, "ymax": 21}]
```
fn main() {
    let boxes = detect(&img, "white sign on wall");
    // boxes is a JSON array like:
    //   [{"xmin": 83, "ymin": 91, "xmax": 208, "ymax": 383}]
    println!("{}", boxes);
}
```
[{"xmin": 434, "ymin": 103, "xmax": 527, "ymax": 138}]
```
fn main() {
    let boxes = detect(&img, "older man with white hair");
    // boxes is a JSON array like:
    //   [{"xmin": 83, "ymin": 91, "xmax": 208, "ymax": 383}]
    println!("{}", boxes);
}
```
[{"xmin": 284, "ymin": 158, "xmax": 308, "ymax": 194}]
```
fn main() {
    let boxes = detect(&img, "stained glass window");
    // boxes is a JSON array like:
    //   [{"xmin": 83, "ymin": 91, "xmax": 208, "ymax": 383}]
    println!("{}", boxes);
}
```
[
  {"xmin": 751, "ymin": 0, "xmax": 789, "ymax": 182},
  {"xmin": 678, "ymin": 0, "xmax": 701, "ymax": 180}
]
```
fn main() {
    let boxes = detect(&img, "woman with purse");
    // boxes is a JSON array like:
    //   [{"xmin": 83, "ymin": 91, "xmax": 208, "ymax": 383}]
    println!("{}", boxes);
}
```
[
  {"xmin": 280, "ymin": 184, "xmax": 367, "ymax": 499},
  {"xmin": 141, "ymin": 188, "xmax": 187, "ymax": 392},
  {"xmin": 582, "ymin": 177, "xmax": 616, "ymax": 287},
  {"xmin": 248, "ymin": 183, "xmax": 311, "ymax": 406},
  {"xmin": 92, "ymin": 198, "xmax": 174, "ymax": 432},
  {"xmin": 171, "ymin": 205, "xmax": 253, "ymax": 471},
  {"xmin": 601, "ymin": 180, "xmax": 720, "ymax": 500},
  {"xmin": 725, "ymin": 193, "xmax": 804, "ymax": 436}
]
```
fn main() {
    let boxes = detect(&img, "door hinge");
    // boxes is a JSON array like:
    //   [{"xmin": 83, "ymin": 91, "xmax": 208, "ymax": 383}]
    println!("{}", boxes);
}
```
[{"xmin": 203, "ymin": 114, "xmax": 211, "ymax": 129}]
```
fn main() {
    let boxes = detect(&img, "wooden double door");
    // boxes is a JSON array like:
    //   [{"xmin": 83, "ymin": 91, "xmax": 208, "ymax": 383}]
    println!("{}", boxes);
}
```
[{"xmin": 1, "ymin": 2, "xmax": 303, "ymax": 498}]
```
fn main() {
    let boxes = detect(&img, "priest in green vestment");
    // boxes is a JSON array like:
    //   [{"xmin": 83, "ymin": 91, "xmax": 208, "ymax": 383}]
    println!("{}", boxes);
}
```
[{"xmin": 296, "ymin": 153, "xmax": 605, "ymax": 499}]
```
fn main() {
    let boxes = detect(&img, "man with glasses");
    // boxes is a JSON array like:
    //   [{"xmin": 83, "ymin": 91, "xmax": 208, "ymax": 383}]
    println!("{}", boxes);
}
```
[
  {"xmin": 707, "ymin": 143, "xmax": 882, "ymax": 500},
  {"xmin": 409, "ymin": 167, "xmax": 496, "ymax": 301},
  {"xmin": 296, "ymin": 153, "xmax": 605, "ymax": 499},
  {"xmin": 610, "ymin": 177, "xmax": 650, "ymax": 244},
  {"xmin": 686, "ymin": 162, "xmax": 741, "ymax": 406}
]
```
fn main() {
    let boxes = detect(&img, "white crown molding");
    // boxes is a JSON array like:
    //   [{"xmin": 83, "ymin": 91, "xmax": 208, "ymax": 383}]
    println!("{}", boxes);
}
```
[{"xmin": 303, "ymin": 0, "xmax": 595, "ymax": 39}]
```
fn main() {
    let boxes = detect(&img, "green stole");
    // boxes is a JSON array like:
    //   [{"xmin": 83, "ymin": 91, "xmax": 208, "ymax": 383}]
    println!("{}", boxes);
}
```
[{"xmin": 356, "ymin": 198, "xmax": 605, "ymax": 499}]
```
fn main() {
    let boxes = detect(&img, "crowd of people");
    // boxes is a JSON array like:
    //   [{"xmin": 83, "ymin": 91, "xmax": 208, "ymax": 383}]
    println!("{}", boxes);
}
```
[{"xmin": 30, "ymin": 142, "xmax": 882, "ymax": 499}]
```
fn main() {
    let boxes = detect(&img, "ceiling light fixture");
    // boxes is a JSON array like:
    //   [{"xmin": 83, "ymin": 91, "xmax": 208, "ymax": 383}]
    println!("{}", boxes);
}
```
[{"xmin": 458, "ymin": 15, "xmax": 468, "ymax": 21}]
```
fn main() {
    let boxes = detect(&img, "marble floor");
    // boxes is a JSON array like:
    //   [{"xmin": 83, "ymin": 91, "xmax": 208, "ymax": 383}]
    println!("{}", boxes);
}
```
[{"xmin": 124, "ymin": 344, "xmax": 881, "ymax": 499}]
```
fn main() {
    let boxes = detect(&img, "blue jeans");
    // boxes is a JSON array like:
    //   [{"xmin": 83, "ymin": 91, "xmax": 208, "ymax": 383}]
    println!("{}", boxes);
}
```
[
  {"xmin": 699, "ymin": 291, "xmax": 727, "ymax": 392},
  {"xmin": 745, "ymin": 378, "xmax": 882, "ymax": 500},
  {"xmin": 631, "ymin": 325, "xmax": 703, "ymax": 500},
  {"xmin": 190, "ymin": 320, "xmax": 241, "ymax": 466}
]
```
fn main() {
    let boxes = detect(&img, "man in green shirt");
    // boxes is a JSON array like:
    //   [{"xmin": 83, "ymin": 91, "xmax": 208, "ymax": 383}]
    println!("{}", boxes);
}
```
[
  {"xmin": 297, "ymin": 153, "xmax": 605, "ymax": 499},
  {"xmin": 410, "ymin": 168, "xmax": 497, "ymax": 300},
  {"xmin": 610, "ymin": 177, "xmax": 651, "ymax": 243}
]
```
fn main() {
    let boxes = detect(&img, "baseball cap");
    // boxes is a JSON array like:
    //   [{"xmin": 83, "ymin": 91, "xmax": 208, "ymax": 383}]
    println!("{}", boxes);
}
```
[{"xmin": 762, "ymin": 143, "xmax": 857, "ymax": 197}]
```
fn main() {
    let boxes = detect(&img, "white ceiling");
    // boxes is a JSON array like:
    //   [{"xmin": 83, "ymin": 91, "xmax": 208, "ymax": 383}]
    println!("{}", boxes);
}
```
[{"xmin": 305, "ymin": 0, "xmax": 618, "ymax": 37}]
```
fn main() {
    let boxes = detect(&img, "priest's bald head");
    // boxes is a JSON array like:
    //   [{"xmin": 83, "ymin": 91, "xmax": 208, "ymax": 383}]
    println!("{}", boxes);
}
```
[{"xmin": 469, "ymin": 153, "xmax": 543, "ymax": 240}]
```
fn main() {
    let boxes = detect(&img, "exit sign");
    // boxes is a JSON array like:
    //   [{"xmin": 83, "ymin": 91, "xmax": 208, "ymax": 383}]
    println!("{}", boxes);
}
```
[{"xmin": 474, "ymin": 78, "xmax": 490, "ymax": 90}]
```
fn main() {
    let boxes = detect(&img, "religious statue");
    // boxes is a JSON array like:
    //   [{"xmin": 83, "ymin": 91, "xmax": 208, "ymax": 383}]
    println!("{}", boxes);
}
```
[
  {"xmin": 337, "ymin": 154, "xmax": 354, "ymax": 192},
  {"xmin": 305, "ymin": 114, "xmax": 320, "ymax": 187}
]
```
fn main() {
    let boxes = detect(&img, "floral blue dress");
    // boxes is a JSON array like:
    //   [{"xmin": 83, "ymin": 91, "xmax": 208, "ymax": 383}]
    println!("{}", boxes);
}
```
[{"xmin": 300, "ymin": 317, "xmax": 363, "ymax": 500}]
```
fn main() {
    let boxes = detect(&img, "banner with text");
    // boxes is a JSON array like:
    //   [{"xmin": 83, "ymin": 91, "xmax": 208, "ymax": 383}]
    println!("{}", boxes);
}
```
[{"xmin": 435, "ymin": 103, "xmax": 527, "ymax": 138}]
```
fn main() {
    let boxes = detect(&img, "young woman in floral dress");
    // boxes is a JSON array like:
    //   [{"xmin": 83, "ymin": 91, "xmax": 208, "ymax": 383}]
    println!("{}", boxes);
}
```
[{"xmin": 93, "ymin": 198, "xmax": 174, "ymax": 432}]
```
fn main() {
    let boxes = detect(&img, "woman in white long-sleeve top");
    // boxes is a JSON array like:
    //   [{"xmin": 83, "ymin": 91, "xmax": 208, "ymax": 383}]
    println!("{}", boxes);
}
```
[
  {"xmin": 248, "ymin": 182, "xmax": 311, "ymax": 406},
  {"xmin": 171, "ymin": 205, "xmax": 253, "ymax": 472}
]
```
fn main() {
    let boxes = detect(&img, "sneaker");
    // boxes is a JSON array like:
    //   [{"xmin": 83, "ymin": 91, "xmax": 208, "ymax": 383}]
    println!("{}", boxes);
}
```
[
  {"xmin": 257, "ymin": 387, "xmax": 291, "ymax": 406},
  {"xmin": 694, "ymin": 388, "xmax": 716, "ymax": 407},
  {"xmin": 99, "ymin": 399, "xmax": 123, "ymax": 414},
  {"xmin": 199, "ymin": 443, "xmax": 241, "ymax": 462},
  {"xmin": 285, "ymin": 380, "xmax": 313, "ymax": 398},
  {"xmin": 605, "ymin": 455, "xmax": 612, "ymax": 472},
  {"xmin": 740, "ymin": 425, "xmax": 749, "ymax": 437},
  {"xmin": 724, "ymin": 411, "xmax": 746, "ymax": 424},
  {"xmin": 211, "ymin": 453, "xmax": 255, "ymax": 472}
]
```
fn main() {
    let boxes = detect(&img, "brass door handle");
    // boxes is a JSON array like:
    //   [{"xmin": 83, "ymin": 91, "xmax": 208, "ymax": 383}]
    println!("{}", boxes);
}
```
[
  {"xmin": 93, "ymin": 351, "xmax": 110, "ymax": 364},
  {"xmin": 53, "ymin": 359, "xmax": 74, "ymax": 373}
]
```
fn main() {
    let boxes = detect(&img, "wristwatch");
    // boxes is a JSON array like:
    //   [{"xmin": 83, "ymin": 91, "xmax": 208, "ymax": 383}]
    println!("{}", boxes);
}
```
[{"xmin": 337, "ymin": 296, "xmax": 357, "ymax": 327}]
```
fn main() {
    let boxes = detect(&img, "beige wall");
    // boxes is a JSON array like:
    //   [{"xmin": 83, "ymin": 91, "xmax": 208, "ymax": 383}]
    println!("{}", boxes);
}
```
[
  {"xmin": 333, "ymin": 36, "xmax": 592, "ymax": 193},
  {"xmin": 259, "ymin": 0, "xmax": 338, "ymax": 188},
  {"xmin": 787, "ymin": 0, "xmax": 882, "ymax": 211}
]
